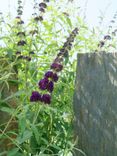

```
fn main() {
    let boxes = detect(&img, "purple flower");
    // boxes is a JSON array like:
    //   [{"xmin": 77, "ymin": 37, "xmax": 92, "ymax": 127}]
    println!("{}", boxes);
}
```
[
  {"xmin": 47, "ymin": 81, "xmax": 54, "ymax": 92},
  {"xmin": 53, "ymin": 73, "xmax": 59, "ymax": 82},
  {"xmin": 30, "ymin": 27, "xmax": 79, "ymax": 104},
  {"xmin": 45, "ymin": 71, "xmax": 59, "ymax": 82},
  {"xmin": 38, "ymin": 16, "xmax": 43, "ymax": 21},
  {"xmin": 34, "ymin": 17, "xmax": 40, "ymax": 21},
  {"xmin": 60, "ymin": 48, "xmax": 65, "ymax": 53},
  {"xmin": 17, "ymin": 40, "xmax": 26, "ymax": 46},
  {"xmin": 30, "ymin": 91, "xmax": 42, "ymax": 102},
  {"xmin": 15, "ymin": 16, "xmax": 21, "ymax": 19},
  {"xmin": 38, "ymin": 78, "xmax": 49, "ymax": 90},
  {"xmin": 17, "ymin": 10, "xmax": 23, "ymax": 15},
  {"xmin": 39, "ymin": 8, "xmax": 45, "ymax": 13},
  {"xmin": 25, "ymin": 56, "xmax": 31, "ymax": 62},
  {"xmin": 34, "ymin": 16, "xmax": 43, "ymax": 22},
  {"xmin": 39, "ymin": 3, "xmax": 47, "ymax": 8},
  {"xmin": 17, "ymin": 20, "xmax": 24, "ymax": 24},
  {"xmin": 72, "ymin": 28, "xmax": 79, "ymax": 35},
  {"xmin": 45, "ymin": 71, "xmax": 53, "ymax": 78},
  {"xmin": 42, "ymin": 94, "xmax": 51, "ymax": 104},
  {"xmin": 54, "ymin": 57, "xmax": 63, "ymax": 63},
  {"xmin": 17, "ymin": 32, "xmax": 25, "ymax": 36},
  {"xmin": 29, "ymin": 30, "xmax": 38, "ymax": 35},
  {"xmin": 104, "ymin": 35, "xmax": 111, "ymax": 40},
  {"xmin": 16, "ymin": 51, "xmax": 21, "ymax": 55},
  {"xmin": 51, "ymin": 63, "xmax": 63, "ymax": 72},
  {"xmin": 57, "ymin": 52, "xmax": 63, "ymax": 57}
]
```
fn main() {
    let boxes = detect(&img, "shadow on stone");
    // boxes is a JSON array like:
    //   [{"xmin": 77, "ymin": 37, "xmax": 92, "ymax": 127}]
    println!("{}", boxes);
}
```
[{"xmin": 73, "ymin": 52, "xmax": 117, "ymax": 156}]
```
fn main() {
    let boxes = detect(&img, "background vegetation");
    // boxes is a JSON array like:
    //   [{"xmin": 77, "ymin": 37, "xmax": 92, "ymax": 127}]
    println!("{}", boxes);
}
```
[{"xmin": 0, "ymin": 0, "xmax": 117, "ymax": 156}]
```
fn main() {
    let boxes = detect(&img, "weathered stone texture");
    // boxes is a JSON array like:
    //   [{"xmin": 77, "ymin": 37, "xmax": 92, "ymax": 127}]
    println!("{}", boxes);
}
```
[{"xmin": 73, "ymin": 52, "xmax": 117, "ymax": 156}]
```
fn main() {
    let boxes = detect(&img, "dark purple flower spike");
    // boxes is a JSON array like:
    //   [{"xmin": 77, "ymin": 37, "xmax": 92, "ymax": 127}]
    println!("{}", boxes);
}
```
[
  {"xmin": 44, "ymin": 71, "xmax": 59, "ymax": 82},
  {"xmin": 30, "ymin": 28, "xmax": 79, "ymax": 104},
  {"xmin": 39, "ymin": 3, "xmax": 47, "ymax": 8},
  {"xmin": 38, "ymin": 78, "xmax": 49, "ymax": 90},
  {"xmin": 51, "ymin": 63, "xmax": 63, "ymax": 72},
  {"xmin": 42, "ymin": 94, "xmax": 51, "ymax": 104},
  {"xmin": 30, "ymin": 91, "xmax": 42, "ymax": 102},
  {"xmin": 47, "ymin": 81, "xmax": 54, "ymax": 92}
]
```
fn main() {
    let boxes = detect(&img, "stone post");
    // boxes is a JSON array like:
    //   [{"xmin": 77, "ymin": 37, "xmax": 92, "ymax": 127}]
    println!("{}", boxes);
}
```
[{"xmin": 73, "ymin": 52, "xmax": 117, "ymax": 156}]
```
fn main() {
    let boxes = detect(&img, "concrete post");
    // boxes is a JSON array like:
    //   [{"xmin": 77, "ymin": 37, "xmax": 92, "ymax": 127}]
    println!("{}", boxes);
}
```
[{"xmin": 73, "ymin": 52, "xmax": 117, "ymax": 156}]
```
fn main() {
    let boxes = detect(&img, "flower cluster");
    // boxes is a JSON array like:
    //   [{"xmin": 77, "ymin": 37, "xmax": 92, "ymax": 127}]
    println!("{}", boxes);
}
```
[
  {"xmin": 17, "ymin": 54, "xmax": 32, "ymax": 61},
  {"xmin": 32, "ymin": 0, "xmax": 49, "ymax": 22},
  {"xmin": 15, "ymin": 0, "xmax": 34, "ymax": 62},
  {"xmin": 98, "ymin": 34, "xmax": 112, "ymax": 48},
  {"xmin": 16, "ymin": 18, "xmax": 24, "ymax": 25},
  {"xmin": 30, "ymin": 28, "xmax": 79, "ymax": 104},
  {"xmin": 111, "ymin": 12, "xmax": 117, "ymax": 36},
  {"xmin": 17, "ymin": 0, "xmax": 23, "ymax": 16},
  {"xmin": 15, "ymin": 0, "xmax": 24, "ymax": 24},
  {"xmin": 17, "ymin": 40, "xmax": 26, "ymax": 46},
  {"xmin": 29, "ymin": 1, "xmax": 49, "ymax": 36},
  {"xmin": 29, "ymin": 30, "xmax": 38, "ymax": 36},
  {"xmin": 57, "ymin": 28, "xmax": 78, "ymax": 58},
  {"xmin": 98, "ymin": 11, "xmax": 117, "ymax": 48},
  {"xmin": 30, "ymin": 91, "xmax": 51, "ymax": 104},
  {"xmin": 16, "ymin": 35, "xmax": 31, "ymax": 61},
  {"xmin": 16, "ymin": 49, "xmax": 35, "ymax": 61},
  {"xmin": 30, "ymin": 70, "xmax": 59, "ymax": 104},
  {"xmin": 17, "ymin": 1, "xmax": 50, "ymax": 61}
]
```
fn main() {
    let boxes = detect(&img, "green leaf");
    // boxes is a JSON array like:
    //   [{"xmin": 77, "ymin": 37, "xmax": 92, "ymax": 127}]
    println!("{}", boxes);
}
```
[
  {"xmin": 65, "ymin": 57, "xmax": 69, "ymax": 65},
  {"xmin": 50, "ymin": 144, "xmax": 61, "ymax": 151},
  {"xmin": 0, "ymin": 107, "xmax": 15, "ymax": 115},
  {"xmin": 8, "ymin": 79, "xmax": 20, "ymax": 85},
  {"xmin": 2, "ymin": 90, "xmax": 24, "ymax": 102},
  {"xmin": 41, "ymin": 138, "xmax": 49, "ymax": 145},
  {"xmin": 17, "ymin": 130, "xmax": 32, "ymax": 144},
  {"xmin": 65, "ymin": 16, "xmax": 72, "ymax": 28},
  {"xmin": 19, "ymin": 116, "xmax": 26, "ymax": 134},
  {"xmin": 31, "ymin": 124, "xmax": 39, "ymax": 144},
  {"xmin": 7, "ymin": 148, "xmax": 19, "ymax": 156}
]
